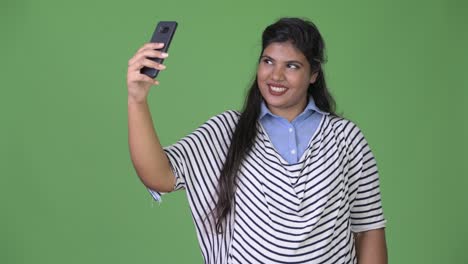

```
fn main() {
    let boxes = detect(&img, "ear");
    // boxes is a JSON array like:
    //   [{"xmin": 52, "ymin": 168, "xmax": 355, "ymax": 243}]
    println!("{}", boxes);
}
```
[{"xmin": 309, "ymin": 71, "xmax": 319, "ymax": 84}]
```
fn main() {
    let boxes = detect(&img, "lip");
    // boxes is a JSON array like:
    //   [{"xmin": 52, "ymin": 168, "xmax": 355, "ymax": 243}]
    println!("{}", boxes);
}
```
[{"xmin": 267, "ymin": 83, "xmax": 289, "ymax": 96}]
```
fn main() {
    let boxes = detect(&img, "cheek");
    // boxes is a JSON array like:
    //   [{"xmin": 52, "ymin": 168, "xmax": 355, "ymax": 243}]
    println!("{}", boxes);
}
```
[
  {"xmin": 257, "ymin": 64, "xmax": 271, "ymax": 79},
  {"xmin": 256, "ymin": 67, "xmax": 264, "ymax": 79},
  {"xmin": 293, "ymin": 72, "xmax": 312, "ymax": 86}
]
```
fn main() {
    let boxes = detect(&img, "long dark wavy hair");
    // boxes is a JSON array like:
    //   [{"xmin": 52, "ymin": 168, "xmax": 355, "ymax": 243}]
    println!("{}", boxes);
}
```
[{"xmin": 214, "ymin": 17, "xmax": 337, "ymax": 233}]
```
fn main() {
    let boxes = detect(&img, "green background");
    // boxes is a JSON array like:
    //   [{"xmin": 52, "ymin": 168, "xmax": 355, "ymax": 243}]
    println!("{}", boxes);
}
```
[{"xmin": 1, "ymin": 0, "xmax": 467, "ymax": 263}]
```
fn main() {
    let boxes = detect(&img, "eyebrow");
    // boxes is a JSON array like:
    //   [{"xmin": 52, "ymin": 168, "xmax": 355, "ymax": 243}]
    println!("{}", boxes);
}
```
[{"xmin": 260, "ymin": 55, "xmax": 305, "ymax": 66}]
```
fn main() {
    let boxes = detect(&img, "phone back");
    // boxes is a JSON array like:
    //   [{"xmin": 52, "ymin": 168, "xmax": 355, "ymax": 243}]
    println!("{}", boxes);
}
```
[{"xmin": 141, "ymin": 21, "xmax": 177, "ymax": 78}]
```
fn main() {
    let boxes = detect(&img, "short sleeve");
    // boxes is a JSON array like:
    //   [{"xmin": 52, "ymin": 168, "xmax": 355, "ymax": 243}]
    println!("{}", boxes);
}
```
[
  {"xmin": 347, "ymin": 124, "xmax": 387, "ymax": 233},
  {"xmin": 147, "ymin": 145, "xmax": 188, "ymax": 202},
  {"xmin": 147, "ymin": 110, "xmax": 239, "ymax": 202}
]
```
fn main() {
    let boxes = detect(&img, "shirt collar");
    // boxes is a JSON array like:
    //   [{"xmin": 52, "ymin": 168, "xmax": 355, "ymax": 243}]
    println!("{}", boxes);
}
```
[{"xmin": 259, "ymin": 96, "xmax": 329, "ymax": 120}]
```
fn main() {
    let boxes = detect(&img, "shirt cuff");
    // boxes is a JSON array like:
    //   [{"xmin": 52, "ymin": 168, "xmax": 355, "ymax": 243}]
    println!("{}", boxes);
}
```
[{"xmin": 147, "ymin": 188, "xmax": 167, "ymax": 203}]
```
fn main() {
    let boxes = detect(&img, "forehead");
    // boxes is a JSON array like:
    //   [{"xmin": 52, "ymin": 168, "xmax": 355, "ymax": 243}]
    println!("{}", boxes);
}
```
[{"xmin": 262, "ymin": 42, "xmax": 308, "ymax": 62}]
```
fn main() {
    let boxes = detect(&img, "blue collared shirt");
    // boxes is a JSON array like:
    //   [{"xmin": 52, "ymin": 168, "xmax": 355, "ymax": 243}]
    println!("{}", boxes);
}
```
[{"xmin": 259, "ymin": 96, "xmax": 329, "ymax": 164}]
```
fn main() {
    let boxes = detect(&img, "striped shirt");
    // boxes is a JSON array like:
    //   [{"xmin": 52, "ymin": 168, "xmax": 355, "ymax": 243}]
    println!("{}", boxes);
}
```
[{"xmin": 148, "ymin": 110, "xmax": 386, "ymax": 264}]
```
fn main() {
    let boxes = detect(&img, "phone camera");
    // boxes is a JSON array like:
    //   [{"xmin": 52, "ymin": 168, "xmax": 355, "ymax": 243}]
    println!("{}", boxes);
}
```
[{"xmin": 160, "ymin": 26, "xmax": 169, "ymax": 33}]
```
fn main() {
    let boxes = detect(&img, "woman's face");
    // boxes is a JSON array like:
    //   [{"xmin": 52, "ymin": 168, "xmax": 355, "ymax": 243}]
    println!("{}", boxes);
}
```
[{"xmin": 257, "ymin": 41, "xmax": 317, "ymax": 121}]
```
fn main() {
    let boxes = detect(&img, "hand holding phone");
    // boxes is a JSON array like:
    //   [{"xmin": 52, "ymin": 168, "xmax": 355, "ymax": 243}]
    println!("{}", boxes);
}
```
[{"xmin": 140, "ymin": 21, "xmax": 178, "ymax": 78}]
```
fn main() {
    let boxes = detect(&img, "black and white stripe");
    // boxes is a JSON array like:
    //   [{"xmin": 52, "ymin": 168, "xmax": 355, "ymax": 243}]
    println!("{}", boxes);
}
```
[{"xmin": 149, "ymin": 110, "xmax": 386, "ymax": 264}]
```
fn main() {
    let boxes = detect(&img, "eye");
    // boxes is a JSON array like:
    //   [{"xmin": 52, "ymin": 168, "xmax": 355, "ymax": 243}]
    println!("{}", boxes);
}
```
[
  {"xmin": 262, "ymin": 58, "xmax": 273, "ymax": 65},
  {"xmin": 287, "ymin": 64, "xmax": 300, "ymax": 69}
]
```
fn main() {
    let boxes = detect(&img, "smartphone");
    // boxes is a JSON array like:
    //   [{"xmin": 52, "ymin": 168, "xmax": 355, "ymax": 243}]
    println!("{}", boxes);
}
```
[{"xmin": 140, "ymin": 21, "xmax": 178, "ymax": 78}]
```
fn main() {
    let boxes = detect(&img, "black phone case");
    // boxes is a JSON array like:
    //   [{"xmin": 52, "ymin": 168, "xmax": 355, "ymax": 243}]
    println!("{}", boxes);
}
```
[{"xmin": 140, "ymin": 21, "xmax": 178, "ymax": 78}]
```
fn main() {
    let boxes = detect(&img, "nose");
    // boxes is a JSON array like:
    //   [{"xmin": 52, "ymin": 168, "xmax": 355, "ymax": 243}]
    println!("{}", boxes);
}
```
[{"xmin": 271, "ymin": 65, "xmax": 285, "ymax": 81}]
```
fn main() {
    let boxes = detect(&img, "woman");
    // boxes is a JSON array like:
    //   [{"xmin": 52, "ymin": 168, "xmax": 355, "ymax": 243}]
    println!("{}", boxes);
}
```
[{"xmin": 127, "ymin": 17, "xmax": 387, "ymax": 264}]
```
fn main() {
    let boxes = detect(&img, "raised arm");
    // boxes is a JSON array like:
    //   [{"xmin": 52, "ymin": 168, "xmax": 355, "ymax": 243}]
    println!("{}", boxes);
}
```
[{"xmin": 127, "ymin": 42, "xmax": 175, "ymax": 192}]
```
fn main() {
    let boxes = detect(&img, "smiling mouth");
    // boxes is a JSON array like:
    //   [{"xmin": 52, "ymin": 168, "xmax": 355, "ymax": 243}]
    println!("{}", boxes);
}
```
[{"xmin": 268, "ymin": 84, "xmax": 288, "ymax": 95}]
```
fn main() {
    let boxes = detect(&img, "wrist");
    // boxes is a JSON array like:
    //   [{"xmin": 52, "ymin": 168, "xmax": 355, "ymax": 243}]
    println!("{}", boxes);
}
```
[{"xmin": 128, "ymin": 96, "xmax": 148, "ymax": 106}]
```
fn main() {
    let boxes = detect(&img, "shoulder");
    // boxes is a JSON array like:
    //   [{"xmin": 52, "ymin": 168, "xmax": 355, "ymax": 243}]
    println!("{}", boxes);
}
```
[
  {"xmin": 322, "ymin": 116, "xmax": 379, "ymax": 169},
  {"xmin": 173, "ymin": 110, "xmax": 240, "ymax": 149},
  {"xmin": 203, "ymin": 110, "xmax": 240, "ymax": 129},
  {"xmin": 193, "ymin": 110, "xmax": 240, "ymax": 137},
  {"xmin": 206, "ymin": 110, "xmax": 241, "ymax": 124},
  {"xmin": 322, "ymin": 115, "xmax": 368, "ymax": 146},
  {"xmin": 324, "ymin": 115, "xmax": 361, "ymax": 135}
]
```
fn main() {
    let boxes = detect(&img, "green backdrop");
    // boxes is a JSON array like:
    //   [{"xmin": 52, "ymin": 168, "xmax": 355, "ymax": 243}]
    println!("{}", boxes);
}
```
[{"xmin": 1, "ymin": 0, "xmax": 467, "ymax": 263}]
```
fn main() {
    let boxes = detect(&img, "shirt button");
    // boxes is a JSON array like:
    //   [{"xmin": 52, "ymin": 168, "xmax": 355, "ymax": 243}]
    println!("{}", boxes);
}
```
[
  {"xmin": 291, "ymin": 149, "xmax": 296, "ymax": 154},
  {"xmin": 289, "ymin": 128, "xmax": 293, "ymax": 133}
]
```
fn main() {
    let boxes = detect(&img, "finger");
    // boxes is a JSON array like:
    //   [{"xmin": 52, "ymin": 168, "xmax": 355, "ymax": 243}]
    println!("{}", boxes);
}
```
[
  {"xmin": 128, "ymin": 58, "xmax": 167, "ymax": 72},
  {"xmin": 128, "ymin": 71, "xmax": 159, "ymax": 85},
  {"xmin": 137, "ymin": 42, "xmax": 165, "ymax": 53},
  {"xmin": 141, "ymin": 58, "xmax": 167, "ymax": 71},
  {"xmin": 136, "ymin": 73, "xmax": 159, "ymax": 84},
  {"xmin": 140, "ymin": 49, "xmax": 169, "ymax": 59},
  {"xmin": 128, "ymin": 49, "xmax": 169, "ymax": 67}
]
